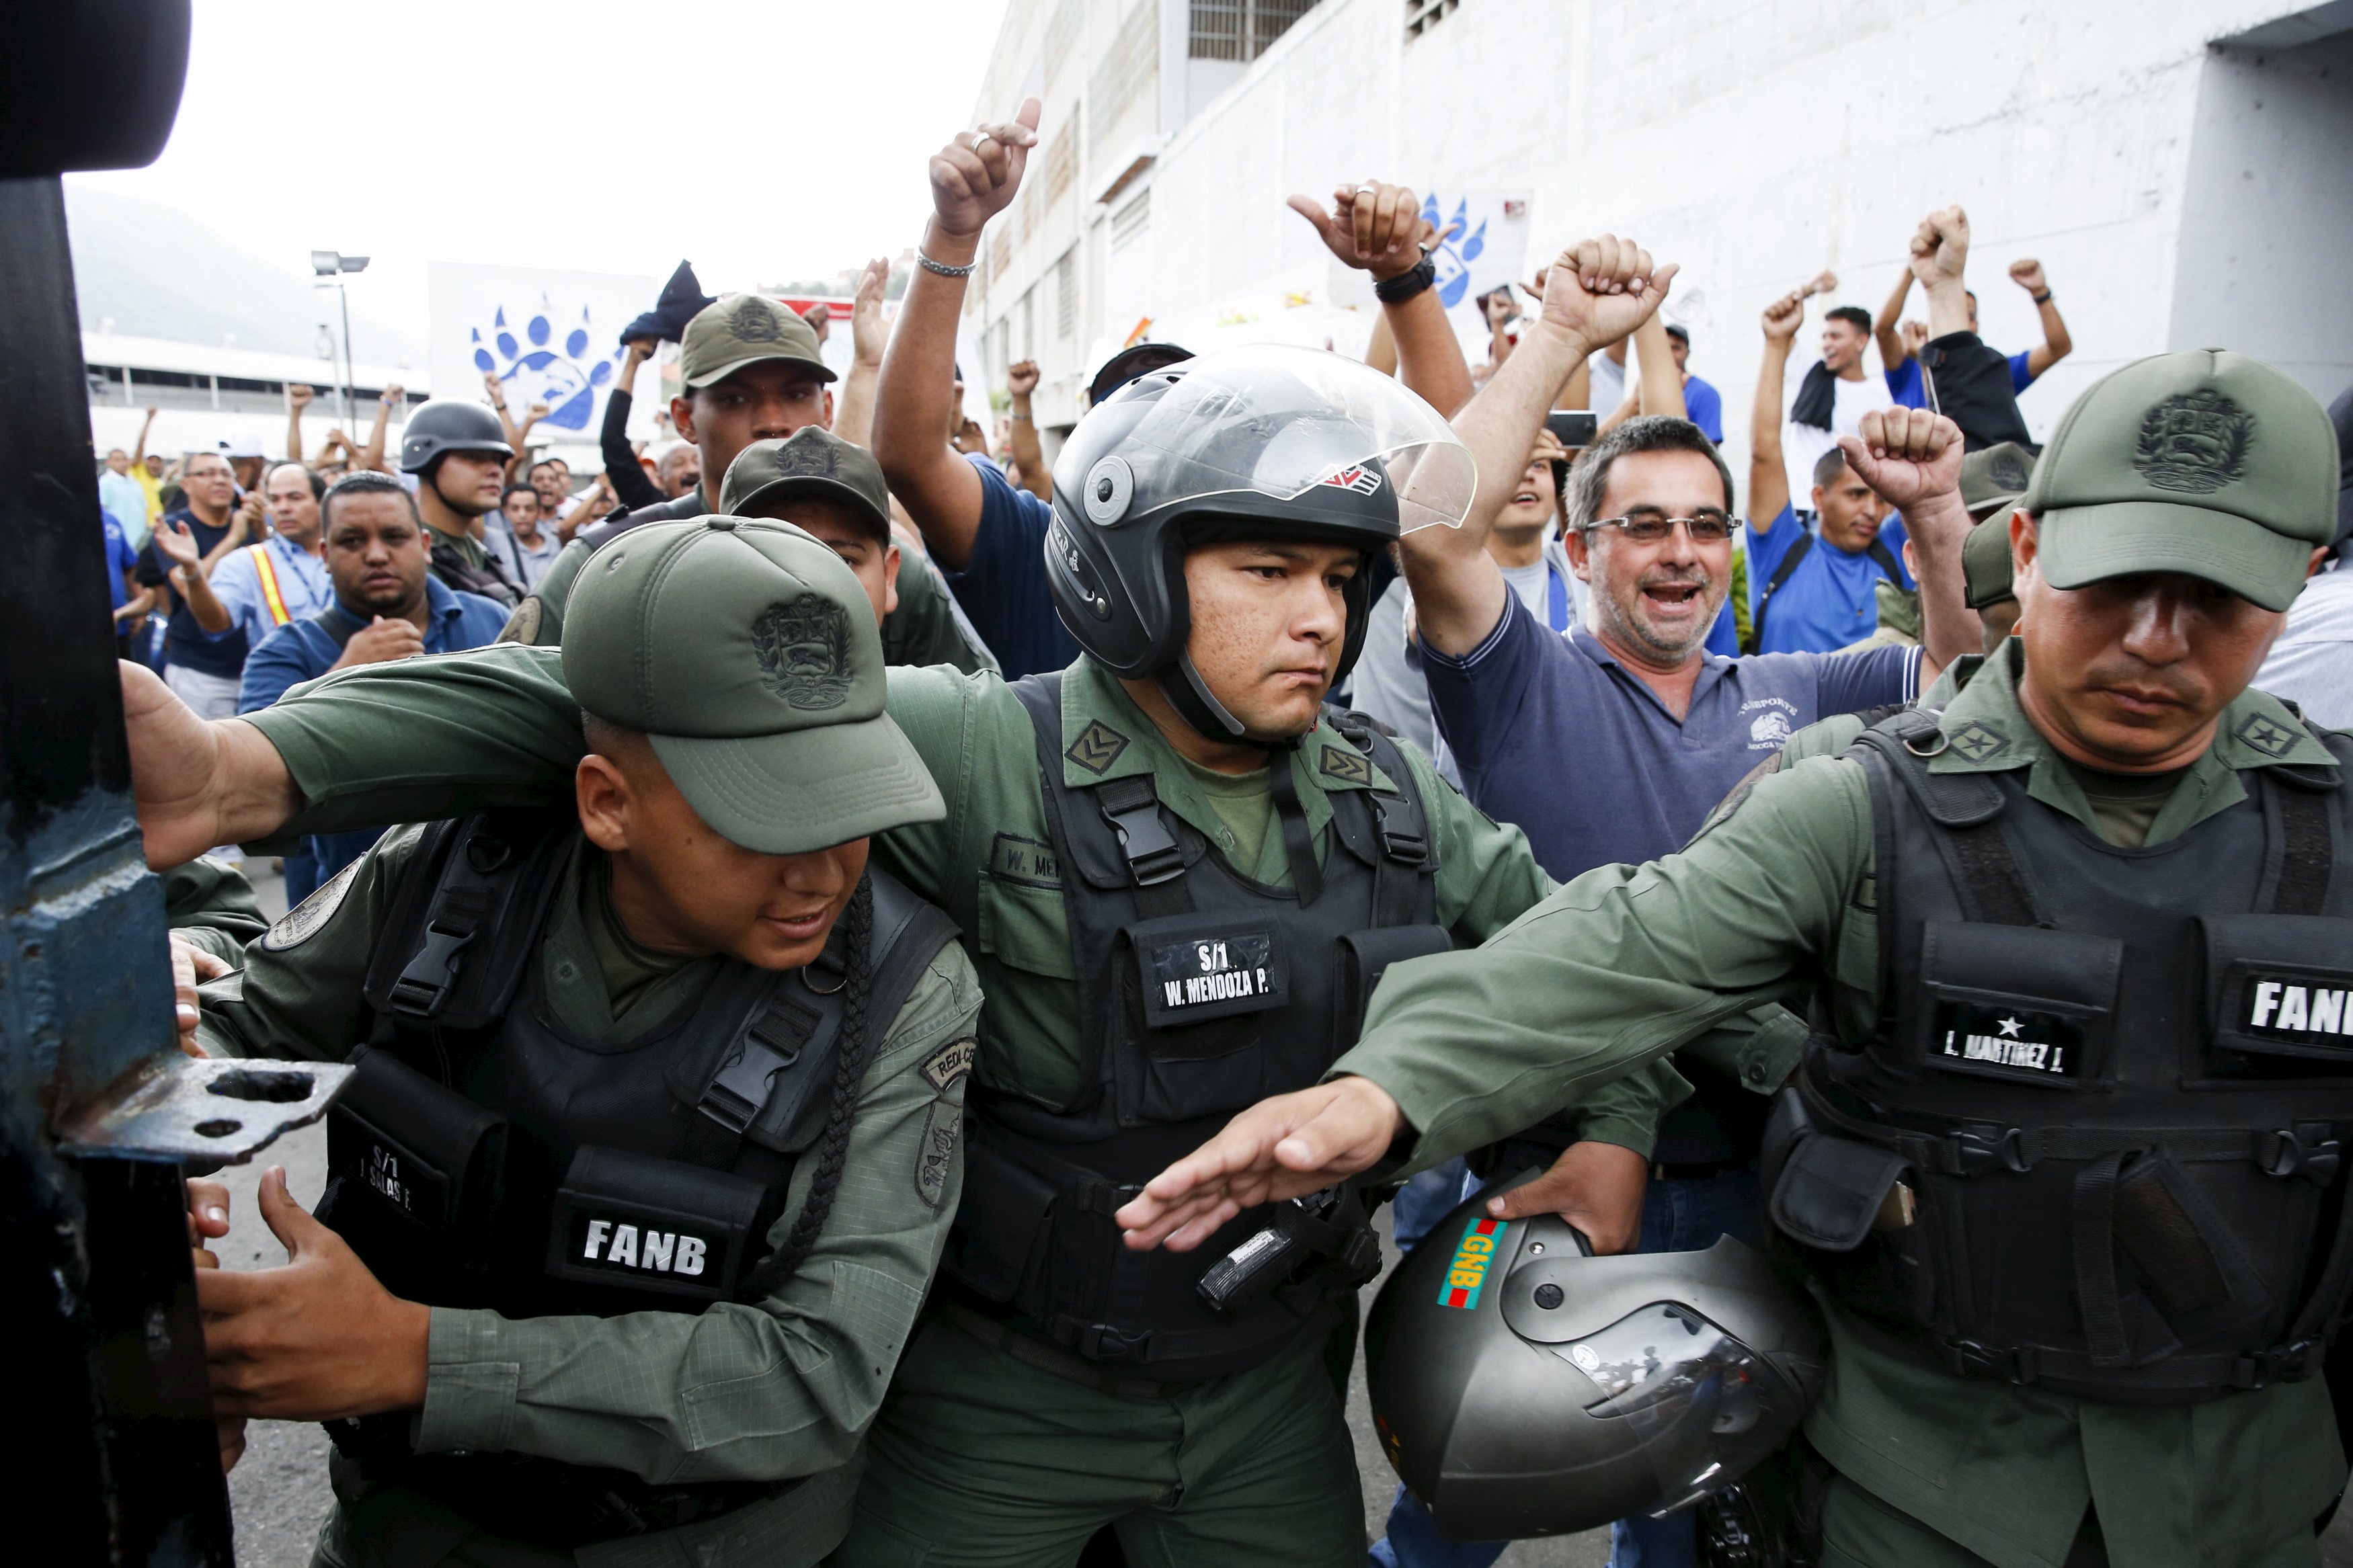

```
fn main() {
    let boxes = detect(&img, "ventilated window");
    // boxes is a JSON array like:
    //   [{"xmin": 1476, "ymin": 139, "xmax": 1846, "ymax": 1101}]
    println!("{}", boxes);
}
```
[
  {"xmin": 1404, "ymin": 0, "xmax": 1458, "ymax": 40},
  {"xmin": 1111, "ymin": 190, "xmax": 1152, "ymax": 251},
  {"xmin": 1089, "ymin": 1, "xmax": 1160, "ymax": 148},
  {"xmin": 1043, "ymin": 128, "xmax": 1076, "ymax": 205},
  {"xmin": 1055, "ymin": 248, "xmax": 1078, "ymax": 337},
  {"xmin": 1190, "ymin": 0, "xmax": 1320, "ymax": 60}
]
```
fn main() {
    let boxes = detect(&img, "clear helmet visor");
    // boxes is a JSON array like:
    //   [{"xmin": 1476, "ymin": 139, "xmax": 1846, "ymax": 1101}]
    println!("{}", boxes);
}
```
[
  {"xmin": 1554, "ymin": 1301, "xmax": 1811, "ymax": 1518},
  {"xmin": 1111, "ymin": 344, "xmax": 1474, "ymax": 534}
]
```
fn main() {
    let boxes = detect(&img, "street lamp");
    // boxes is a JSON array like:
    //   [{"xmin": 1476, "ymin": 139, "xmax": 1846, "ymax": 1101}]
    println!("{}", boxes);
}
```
[{"xmin": 311, "ymin": 250, "xmax": 370, "ymax": 438}]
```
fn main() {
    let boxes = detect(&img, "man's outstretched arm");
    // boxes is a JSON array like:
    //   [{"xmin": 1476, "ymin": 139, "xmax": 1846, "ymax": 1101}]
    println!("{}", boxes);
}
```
[
  {"xmin": 873, "ymin": 99, "xmax": 1040, "ymax": 571},
  {"xmin": 1117, "ymin": 751, "xmax": 1871, "ymax": 1253},
  {"xmin": 1408, "ymin": 235, "xmax": 1678, "ymax": 659},
  {"xmin": 120, "ymin": 648, "xmax": 586, "ymax": 869},
  {"xmin": 1747, "ymin": 292, "xmax": 1802, "ymax": 532}
]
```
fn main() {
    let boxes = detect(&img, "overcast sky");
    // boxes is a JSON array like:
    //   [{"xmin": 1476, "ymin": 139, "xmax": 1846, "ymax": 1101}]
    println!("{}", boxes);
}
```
[{"xmin": 68, "ymin": 0, "xmax": 1013, "ymax": 327}]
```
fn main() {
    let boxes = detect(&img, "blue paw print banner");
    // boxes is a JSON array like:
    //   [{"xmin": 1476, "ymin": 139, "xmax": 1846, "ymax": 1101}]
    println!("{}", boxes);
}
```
[
  {"xmin": 1412, "ymin": 188, "xmax": 1531, "ymax": 358},
  {"xmin": 428, "ymin": 262, "xmax": 662, "ymax": 446}
]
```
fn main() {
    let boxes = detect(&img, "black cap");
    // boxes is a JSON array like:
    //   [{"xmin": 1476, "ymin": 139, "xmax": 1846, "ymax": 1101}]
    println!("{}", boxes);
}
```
[
  {"xmin": 1664, "ymin": 324, "xmax": 1690, "ymax": 345},
  {"xmin": 1088, "ymin": 343, "xmax": 1197, "ymax": 409}
]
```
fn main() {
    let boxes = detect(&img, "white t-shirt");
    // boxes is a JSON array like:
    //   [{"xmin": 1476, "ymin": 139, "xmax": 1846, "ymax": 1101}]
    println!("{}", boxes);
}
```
[
  {"xmin": 1784, "ymin": 365, "xmax": 1891, "ymax": 509},
  {"xmin": 1589, "ymin": 350, "xmax": 1628, "ymax": 416},
  {"xmin": 2257, "ymin": 564, "xmax": 2353, "ymax": 731}
]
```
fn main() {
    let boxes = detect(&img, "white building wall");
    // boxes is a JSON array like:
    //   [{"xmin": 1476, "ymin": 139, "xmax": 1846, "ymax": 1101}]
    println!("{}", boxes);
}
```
[{"xmin": 974, "ymin": 0, "xmax": 2348, "ymax": 497}]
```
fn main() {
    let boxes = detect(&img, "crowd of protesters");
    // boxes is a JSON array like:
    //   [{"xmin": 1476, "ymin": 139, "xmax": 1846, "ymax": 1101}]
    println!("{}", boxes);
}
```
[{"xmin": 108, "ymin": 91, "xmax": 2353, "ymax": 1568}]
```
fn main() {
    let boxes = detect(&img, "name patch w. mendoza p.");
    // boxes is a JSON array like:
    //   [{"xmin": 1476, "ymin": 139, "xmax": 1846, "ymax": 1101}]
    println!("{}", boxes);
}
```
[
  {"xmin": 1135, "ymin": 920, "xmax": 1289, "ymax": 1028},
  {"xmin": 1438, "ymin": 1216, "xmax": 1510, "ymax": 1309}
]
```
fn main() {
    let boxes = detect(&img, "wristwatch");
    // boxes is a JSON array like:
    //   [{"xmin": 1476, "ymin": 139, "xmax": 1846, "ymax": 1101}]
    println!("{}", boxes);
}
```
[
  {"xmin": 1374, "ymin": 255, "xmax": 1438, "ymax": 305},
  {"xmin": 2031, "ymin": 291, "xmax": 2052, "ymax": 305}
]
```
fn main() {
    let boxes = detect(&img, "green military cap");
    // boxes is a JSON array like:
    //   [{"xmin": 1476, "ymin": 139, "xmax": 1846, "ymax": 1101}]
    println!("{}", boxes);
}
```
[
  {"xmin": 563, "ymin": 518, "xmax": 941, "ymax": 854},
  {"xmin": 2024, "ymin": 349, "xmax": 2340, "ymax": 612},
  {"xmin": 1959, "ymin": 442, "xmax": 2036, "ymax": 523},
  {"xmin": 1962, "ymin": 514, "xmax": 2016, "ymax": 609},
  {"xmin": 680, "ymin": 293, "xmax": 836, "ymax": 391},
  {"xmin": 719, "ymin": 427, "xmax": 893, "ymax": 542}
]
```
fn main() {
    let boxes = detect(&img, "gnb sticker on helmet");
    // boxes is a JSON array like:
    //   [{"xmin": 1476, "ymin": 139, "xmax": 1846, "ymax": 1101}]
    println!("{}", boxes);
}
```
[
  {"xmin": 1437, "ymin": 1216, "xmax": 1509, "ymax": 1309},
  {"xmin": 1318, "ymin": 464, "xmax": 1383, "ymax": 496}
]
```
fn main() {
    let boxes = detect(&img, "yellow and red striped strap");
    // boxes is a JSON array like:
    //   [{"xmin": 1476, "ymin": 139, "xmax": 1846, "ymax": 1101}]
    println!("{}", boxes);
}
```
[{"xmin": 247, "ymin": 544, "xmax": 291, "ymax": 626}]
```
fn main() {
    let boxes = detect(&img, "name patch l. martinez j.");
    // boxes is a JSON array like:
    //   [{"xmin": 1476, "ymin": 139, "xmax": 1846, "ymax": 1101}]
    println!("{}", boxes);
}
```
[
  {"xmin": 1931, "ymin": 999, "xmax": 2088, "ymax": 1082},
  {"xmin": 922, "ymin": 1036, "xmax": 978, "ymax": 1093},
  {"xmin": 262, "ymin": 856, "xmax": 364, "ymax": 950}
]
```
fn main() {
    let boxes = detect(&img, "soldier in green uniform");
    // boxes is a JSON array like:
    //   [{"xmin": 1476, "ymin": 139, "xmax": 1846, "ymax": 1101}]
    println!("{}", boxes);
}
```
[
  {"xmin": 169, "ymin": 518, "xmax": 983, "ymax": 1567},
  {"xmin": 504, "ymin": 295, "xmax": 992, "ymax": 675},
  {"xmin": 109, "ymin": 216, "xmax": 1719, "ymax": 1565},
  {"xmin": 1121, "ymin": 348, "xmax": 2353, "ymax": 1568}
]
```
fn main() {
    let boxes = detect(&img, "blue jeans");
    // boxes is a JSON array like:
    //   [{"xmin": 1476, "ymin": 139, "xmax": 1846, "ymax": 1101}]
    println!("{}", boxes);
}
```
[
  {"xmin": 1369, "ymin": 1159, "xmax": 1509, "ymax": 1568},
  {"xmin": 1607, "ymin": 1165, "xmax": 1763, "ymax": 1568}
]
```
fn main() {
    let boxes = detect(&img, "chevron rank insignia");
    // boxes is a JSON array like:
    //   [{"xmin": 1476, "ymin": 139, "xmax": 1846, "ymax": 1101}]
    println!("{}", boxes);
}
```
[
  {"xmin": 1319, "ymin": 746, "xmax": 1373, "ymax": 786},
  {"xmin": 1066, "ymin": 720, "xmax": 1130, "ymax": 774}
]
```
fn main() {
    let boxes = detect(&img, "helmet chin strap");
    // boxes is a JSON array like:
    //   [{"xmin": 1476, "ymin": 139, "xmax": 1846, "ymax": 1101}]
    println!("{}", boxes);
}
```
[
  {"xmin": 1158, "ymin": 655, "xmax": 1328, "ymax": 905},
  {"xmin": 1160, "ymin": 655, "xmax": 1301, "ymax": 751}
]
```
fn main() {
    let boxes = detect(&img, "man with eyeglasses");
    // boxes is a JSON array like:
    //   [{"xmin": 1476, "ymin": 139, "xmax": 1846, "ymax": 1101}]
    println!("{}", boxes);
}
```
[{"xmin": 1371, "ymin": 235, "xmax": 1982, "ymax": 1568}]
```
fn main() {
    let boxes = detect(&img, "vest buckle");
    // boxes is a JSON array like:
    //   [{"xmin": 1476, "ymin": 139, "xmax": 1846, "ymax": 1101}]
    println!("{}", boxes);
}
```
[
  {"xmin": 1946, "ymin": 1338, "xmax": 2037, "ymax": 1384},
  {"xmin": 1070, "ymin": 1321, "xmax": 1154, "ymax": 1365},
  {"xmin": 1095, "ymin": 778, "xmax": 1185, "ymax": 886},
  {"xmin": 2237, "ymin": 1339, "xmax": 2317, "ymax": 1388},
  {"xmin": 1364, "ymin": 791, "xmax": 1429, "ymax": 868},
  {"xmin": 2260, "ymin": 1125, "xmax": 2341, "ymax": 1186},
  {"xmin": 1950, "ymin": 1124, "xmax": 2030, "ymax": 1177},
  {"xmin": 388, "ymin": 920, "xmax": 479, "ymax": 1020}
]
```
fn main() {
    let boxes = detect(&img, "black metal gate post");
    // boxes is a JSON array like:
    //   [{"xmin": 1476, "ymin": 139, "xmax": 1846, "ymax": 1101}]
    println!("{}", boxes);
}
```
[{"xmin": 1, "ymin": 7, "xmax": 350, "ymax": 1560}]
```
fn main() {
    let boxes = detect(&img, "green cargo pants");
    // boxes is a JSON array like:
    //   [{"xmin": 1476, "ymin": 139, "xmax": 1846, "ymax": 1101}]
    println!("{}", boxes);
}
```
[{"xmin": 828, "ymin": 1311, "xmax": 1365, "ymax": 1568}]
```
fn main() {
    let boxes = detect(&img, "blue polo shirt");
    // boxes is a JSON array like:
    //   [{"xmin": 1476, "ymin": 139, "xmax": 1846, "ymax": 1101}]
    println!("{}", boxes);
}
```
[
  {"xmin": 240, "ymin": 577, "xmax": 512, "ymax": 887},
  {"xmin": 945, "ymin": 454, "xmax": 1080, "ymax": 680},
  {"xmin": 1423, "ymin": 595, "xmax": 1919, "ymax": 884},
  {"xmin": 205, "ymin": 535, "xmax": 334, "ymax": 653},
  {"xmin": 1747, "ymin": 505, "xmax": 1914, "ymax": 655},
  {"xmin": 1681, "ymin": 374, "xmax": 1724, "ymax": 442}
]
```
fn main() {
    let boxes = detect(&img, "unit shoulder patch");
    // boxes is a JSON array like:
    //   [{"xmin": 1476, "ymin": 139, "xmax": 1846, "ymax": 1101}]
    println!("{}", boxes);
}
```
[
  {"xmin": 494, "ymin": 596, "xmax": 543, "ymax": 646},
  {"xmin": 916, "ymin": 1100, "xmax": 960, "ymax": 1208},
  {"xmin": 920, "ymin": 1036, "xmax": 978, "ymax": 1093},
  {"xmin": 1318, "ymin": 745, "xmax": 1373, "ymax": 786},
  {"xmin": 1066, "ymin": 719, "xmax": 1130, "ymax": 775},
  {"xmin": 262, "ymin": 857, "xmax": 364, "ymax": 951}
]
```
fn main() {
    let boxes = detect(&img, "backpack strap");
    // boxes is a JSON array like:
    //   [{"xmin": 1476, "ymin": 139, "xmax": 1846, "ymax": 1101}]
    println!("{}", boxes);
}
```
[{"xmin": 1752, "ymin": 531, "xmax": 1815, "ymax": 651}]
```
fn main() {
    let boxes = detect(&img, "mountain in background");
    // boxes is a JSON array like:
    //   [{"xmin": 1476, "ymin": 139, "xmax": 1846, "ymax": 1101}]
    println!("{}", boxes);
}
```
[{"xmin": 63, "ymin": 185, "xmax": 422, "ymax": 363}]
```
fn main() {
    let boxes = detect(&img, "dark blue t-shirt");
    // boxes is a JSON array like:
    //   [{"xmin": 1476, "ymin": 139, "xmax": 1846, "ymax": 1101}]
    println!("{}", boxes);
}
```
[
  {"xmin": 1424, "ymin": 597, "xmax": 1919, "ymax": 883},
  {"xmin": 136, "ymin": 509, "xmax": 249, "ymax": 678},
  {"xmin": 1747, "ymin": 505, "xmax": 1913, "ymax": 655},
  {"xmin": 1681, "ymin": 374, "xmax": 1724, "ymax": 442},
  {"xmin": 947, "ymin": 454, "xmax": 1080, "ymax": 681},
  {"xmin": 104, "ymin": 515, "xmax": 138, "ymax": 612}
]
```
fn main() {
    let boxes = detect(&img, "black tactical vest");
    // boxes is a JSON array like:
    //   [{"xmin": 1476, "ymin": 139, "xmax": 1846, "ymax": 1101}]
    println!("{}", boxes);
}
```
[
  {"xmin": 940, "ymin": 675, "xmax": 1447, "ymax": 1380},
  {"xmin": 317, "ymin": 808, "xmax": 955, "ymax": 1542},
  {"xmin": 1765, "ymin": 708, "xmax": 2353, "ymax": 1404}
]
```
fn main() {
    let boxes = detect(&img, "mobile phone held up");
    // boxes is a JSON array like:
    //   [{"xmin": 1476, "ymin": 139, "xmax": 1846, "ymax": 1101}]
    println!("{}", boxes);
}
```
[{"xmin": 1545, "ymin": 410, "xmax": 1597, "ymax": 450}]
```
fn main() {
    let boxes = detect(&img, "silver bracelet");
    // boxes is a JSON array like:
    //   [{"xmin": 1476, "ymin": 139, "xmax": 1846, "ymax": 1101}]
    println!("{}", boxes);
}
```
[{"xmin": 916, "ymin": 249, "xmax": 975, "ymax": 278}]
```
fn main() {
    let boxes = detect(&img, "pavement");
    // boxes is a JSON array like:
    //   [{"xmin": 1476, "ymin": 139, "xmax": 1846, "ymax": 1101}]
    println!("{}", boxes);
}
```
[{"xmin": 212, "ymin": 864, "xmax": 2349, "ymax": 1568}]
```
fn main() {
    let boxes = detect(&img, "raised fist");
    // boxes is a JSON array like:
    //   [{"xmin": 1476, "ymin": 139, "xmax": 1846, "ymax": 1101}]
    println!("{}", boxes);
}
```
[
  {"xmin": 928, "ymin": 98, "xmax": 1042, "ymax": 239},
  {"xmin": 1841, "ymin": 407, "xmax": 1963, "ymax": 513},
  {"xmin": 1538, "ymin": 234, "xmax": 1679, "ymax": 353},
  {"xmin": 1008, "ymin": 359, "xmax": 1040, "ymax": 397},
  {"xmin": 288, "ymin": 384, "xmax": 315, "ymax": 409},
  {"xmin": 1483, "ymin": 288, "xmax": 1516, "ymax": 327},
  {"xmin": 2008, "ymin": 257, "xmax": 2048, "ymax": 296},
  {"xmin": 1908, "ymin": 206, "xmax": 1970, "ymax": 292},
  {"xmin": 1759, "ymin": 290, "xmax": 1806, "ymax": 345}
]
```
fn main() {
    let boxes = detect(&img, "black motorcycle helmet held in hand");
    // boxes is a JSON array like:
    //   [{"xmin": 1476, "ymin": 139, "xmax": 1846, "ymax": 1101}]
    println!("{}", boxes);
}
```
[
  {"xmin": 1365, "ymin": 1178, "xmax": 1827, "ymax": 1544},
  {"xmin": 1042, "ymin": 344, "xmax": 1474, "ymax": 745}
]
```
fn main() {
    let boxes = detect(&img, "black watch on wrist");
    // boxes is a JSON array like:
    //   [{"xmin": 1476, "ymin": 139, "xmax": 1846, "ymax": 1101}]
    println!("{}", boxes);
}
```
[
  {"xmin": 2032, "ymin": 291, "xmax": 2052, "ymax": 305},
  {"xmin": 1373, "ymin": 255, "xmax": 1438, "ymax": 305}
]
